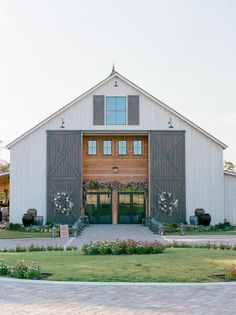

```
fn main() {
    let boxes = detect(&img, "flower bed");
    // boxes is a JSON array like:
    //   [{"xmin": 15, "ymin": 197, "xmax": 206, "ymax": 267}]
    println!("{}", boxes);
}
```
[
  {"xmin": 224, "ymin": 264, "xmax": 236, "ymax": 280},
  {"xmin": 0, "ymin": 259, "xmax": 41, "ymax": 279},
  {"xmin": 168, "ymin": 241, "xmax": 236, "ymax": 250},
  {"xmin": 82, "ymin": 239, "xmax": 166, "ymax": 255},
  {"xmin": 164, "ymin": 221, "xmax": 234, "ymax": 233},
  {"xmin": 0, "ymin": 244, "xmax": 78, "ymax": 253}
]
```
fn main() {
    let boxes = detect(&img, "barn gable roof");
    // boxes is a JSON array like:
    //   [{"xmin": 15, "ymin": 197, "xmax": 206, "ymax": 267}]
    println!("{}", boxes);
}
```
[{"xmin": 6, "ymin": 71, "xmax": 227, "ymax": 149}]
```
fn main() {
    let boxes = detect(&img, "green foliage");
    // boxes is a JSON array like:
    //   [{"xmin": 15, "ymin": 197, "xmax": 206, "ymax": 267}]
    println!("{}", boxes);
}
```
[
  {"xmin": 224, "ymin": 263, "xmax": 236, "ymax": 280},
  {"xmin": 8, "ymin": 223, "xmax": 24, "ymax": 231},
  {"xmin": 0, "ymin": 161, "xmax": 9, "ymax": 173},
  {"xmin": 224, "ymin": 161, "xmax": 236, "ymax": 172},
  {"xmin": 168, "ymin": 241, "xmax": 235, "ymax": 250},
  {"xmin": 10, "ymin": 260, "xmax": 41, "ymax": 279},
  {"xmin": 0, "ymin": 244, "xmax": 65, "ymax": 253},
  {"xmin": 163, "ymin": 221, "xmax": 234, "ymax": 233},
  {"xmin": 46, "ymin": 245, "xmax": 64, "ymax": 251},
  {"xmin": 0, "ymin": 189, "xmax": 7, "ymax": 203},
  {"xmin": 83, "ymin": 180, "xmax": 148, "ymax": 192},
  {"xmin": 215, "ymin": 220, "xmax": 233, "ymax": 231},
  {"xmin": 164, "ymin": 223, "xmax": 180, "ymax": 233},
  {"xmin": 0, "ymin": 259, "xmax": 9, "ymax": 275},
  {"xmin": 15, "ymin": 244, "xmax": 27, "ymax": 252},
  {"xmin": 28, "ymin": 244, "xmax": 46, "ymax": 252},
  {"xmin": 7, "ymin": 224, "xmax": 52, "ymax": 233},
  {"xmin": 0, "ymin": 259, "xmax": 41, "ymax": 279},
  {"xmin": 66, "ymin": 245, "xmax": 78, "ymax": 251},
  {"xmin": 82, "ymin": 239, "xmax": 166, "ymax": 255}
]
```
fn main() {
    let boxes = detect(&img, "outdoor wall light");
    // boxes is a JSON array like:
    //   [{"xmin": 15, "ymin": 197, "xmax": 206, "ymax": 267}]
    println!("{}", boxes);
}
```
[
  {"xmin": 168, "ymin": 117, "xmax": 174, "ymax": 129},
  {"xmin": 60, "ymin": 118, "xmax": 65, "ymax": 128},
  {"xmin": 114, "ymin": 81, "xmax": 118, "ymax": 87},
  {"xmin": 112, "ymin": 166, "xmax": 119, "ymax": 173}
]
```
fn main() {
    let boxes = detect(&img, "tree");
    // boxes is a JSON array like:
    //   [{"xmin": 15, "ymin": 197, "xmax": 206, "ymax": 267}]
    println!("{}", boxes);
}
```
[
  {"xmin": 0, "ymin": 140, "xmax": 10, "ymax": 173},
  {"xmin": 0, "ymin": 161, "xmax": 9, "ymax": 173},
  {"xmin": 224, "ymin": 161, "xmax": 236, "ymax": 172}
]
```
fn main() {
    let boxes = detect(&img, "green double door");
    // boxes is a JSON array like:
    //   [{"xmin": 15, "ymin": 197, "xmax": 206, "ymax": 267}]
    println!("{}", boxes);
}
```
[
  {"xmin": 85, "ymin": 192, "xmax": 112, "ymax": 224},
  {"xmin": 118, "ymin": 192, "xmax": 145, "ymax": 224}
]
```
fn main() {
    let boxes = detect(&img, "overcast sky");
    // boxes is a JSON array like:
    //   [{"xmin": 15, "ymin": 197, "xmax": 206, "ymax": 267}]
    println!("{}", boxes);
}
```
[{"xmin": 0, "ymin": 0, "xmax": 235, "ymax": 163}]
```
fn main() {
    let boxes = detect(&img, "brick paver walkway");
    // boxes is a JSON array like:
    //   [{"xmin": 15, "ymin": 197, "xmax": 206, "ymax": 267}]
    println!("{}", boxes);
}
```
[{"xmin": 0, "ymin": 278, "xmax": 236, "ymax": 314}]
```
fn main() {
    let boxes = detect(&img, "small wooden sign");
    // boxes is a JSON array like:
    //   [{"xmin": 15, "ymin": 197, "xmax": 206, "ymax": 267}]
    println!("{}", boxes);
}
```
[{"xmin": 59, "ymin": 224, "xmax": 69, "ymax": 238}]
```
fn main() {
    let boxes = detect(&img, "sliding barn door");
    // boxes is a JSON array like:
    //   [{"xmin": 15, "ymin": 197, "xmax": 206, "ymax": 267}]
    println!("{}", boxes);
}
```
[
  {"xmin": 150, "ymin": 131, "xmax": 186, "ymax": 223},
  {"xmin": 47, "ymin": 130, "xmax": 82, "ymax": 224}
]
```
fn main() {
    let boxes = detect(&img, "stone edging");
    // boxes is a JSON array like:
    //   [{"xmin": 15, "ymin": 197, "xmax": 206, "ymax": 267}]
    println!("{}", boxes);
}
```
[{"xmin": 1, "ymin": 277, "xmax": 236, "ymax": 286}]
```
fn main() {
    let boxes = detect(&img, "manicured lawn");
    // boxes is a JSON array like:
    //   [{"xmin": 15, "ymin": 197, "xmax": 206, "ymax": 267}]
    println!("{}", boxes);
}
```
[
  {"xmin": 0, "ymin": 230, "xmax": 51, "ymax": 239},
  {"xmin": 1, "ymin": 248, "xmax": 236, "ymax": 282}
]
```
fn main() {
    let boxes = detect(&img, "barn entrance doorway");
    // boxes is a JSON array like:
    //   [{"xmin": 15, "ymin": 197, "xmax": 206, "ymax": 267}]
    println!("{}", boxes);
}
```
[
  {"xmin": 85, "ymin": 192, "xmax": 112, "ymax": 224},
  {"xmin": 118, "ymin": 192, "xmax": 145, "ymax": 224}
]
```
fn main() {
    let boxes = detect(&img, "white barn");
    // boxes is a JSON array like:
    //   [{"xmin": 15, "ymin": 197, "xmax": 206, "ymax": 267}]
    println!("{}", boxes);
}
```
[{"xmin": 6, "ymin": 69, "xmax": 235, "ymax": 225}]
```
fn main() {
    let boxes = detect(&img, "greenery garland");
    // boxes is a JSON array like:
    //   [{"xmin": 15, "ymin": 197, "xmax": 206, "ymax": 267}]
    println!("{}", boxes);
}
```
[
  {"xmin": 53, "ymin": 192, "xmax": 74, "ymax": 216},
  {"xmin": 83, "ymin": 180, "xmax": 148, "ymax": 192}
]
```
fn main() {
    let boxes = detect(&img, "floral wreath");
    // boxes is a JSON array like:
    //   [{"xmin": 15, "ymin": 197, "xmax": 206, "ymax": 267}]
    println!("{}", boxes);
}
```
[
  {"xmin": 158, "ymin": 192, "xmax": 178, "ymax": 216},
  {"xmin": 53, "ymin": 192, "xmax": 74, "ymax": 216}
]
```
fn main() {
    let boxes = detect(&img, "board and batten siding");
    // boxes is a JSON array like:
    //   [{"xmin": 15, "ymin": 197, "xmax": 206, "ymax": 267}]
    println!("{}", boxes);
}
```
[
  {"xmin": 224, "ymin": 172, "xmax": 236, "ymax": 224},
  {"xmin": 9, "ymin": 76, "xmax": 225, "ymax": 224}
]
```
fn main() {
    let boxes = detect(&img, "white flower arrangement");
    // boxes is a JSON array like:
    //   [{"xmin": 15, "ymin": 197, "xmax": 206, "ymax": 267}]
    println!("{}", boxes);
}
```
[
  {"xmin": 158, "ymin": 192, "xmax": 178, "ymax": 216},
  {"xmin": 53, "ymin": 192, "xmax": 74, "ymax": 216}
]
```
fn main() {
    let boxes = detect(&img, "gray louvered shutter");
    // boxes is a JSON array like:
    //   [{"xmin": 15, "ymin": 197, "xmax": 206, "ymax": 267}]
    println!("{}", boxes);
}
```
[
  {"xmin": 93, "ymin": 95, "xmax": 105, "ymax": 125},
  {"xmin": 128, "ymin": 95, "xmax": 139, "ymax": 125}
]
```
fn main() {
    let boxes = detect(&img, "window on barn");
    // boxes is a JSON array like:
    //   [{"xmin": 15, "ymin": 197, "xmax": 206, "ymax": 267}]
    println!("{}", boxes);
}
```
[
  {"xmin": 106, "ymin": 96, "xmax": 126, "ymax": 125},
  {"xmin": 103, "ymin": 140, "xmax": 112, "ymax": 156},
  {"xmin": 133, "ymin": 140, "xmax": 142, "ymax": 156},
  {"xmin": 118, "ymin": 140, "xmax": 127, "ymax": 155},
  {"xmin": 88, "ymin": 140, "xmax": 97, "ymax": 155}
]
